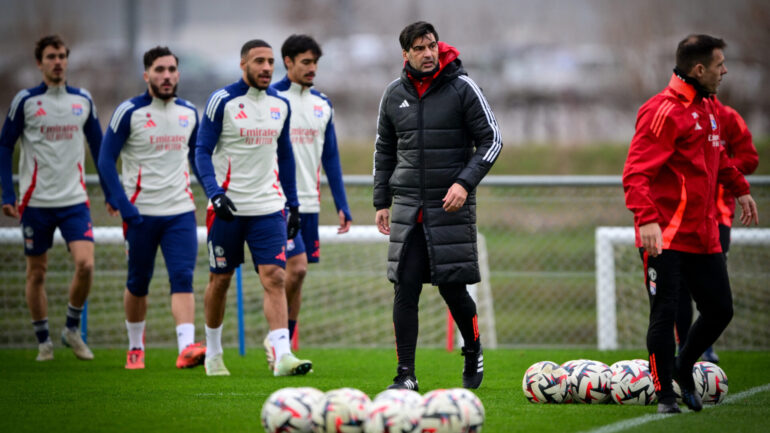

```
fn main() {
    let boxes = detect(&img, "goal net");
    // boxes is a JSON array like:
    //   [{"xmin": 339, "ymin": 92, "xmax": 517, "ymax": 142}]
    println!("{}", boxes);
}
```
[
  {"xmin": 596, "ymin": 227, "xmax": 770, "ymax": 350},
  {"xmin": 0, "ymin": 225, "xmax": 496, "ymax": 351}
]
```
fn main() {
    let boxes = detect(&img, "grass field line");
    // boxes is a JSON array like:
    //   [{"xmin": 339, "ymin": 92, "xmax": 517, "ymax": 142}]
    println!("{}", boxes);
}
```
[{"xmin": 579, "ymin": 383, "xmax": 770, "ymax": 433}]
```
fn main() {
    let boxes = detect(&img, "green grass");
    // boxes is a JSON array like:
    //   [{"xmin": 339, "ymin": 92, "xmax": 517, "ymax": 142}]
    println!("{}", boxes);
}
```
[{"xmin": 2, "ymin": 348, "xmax": 769, "ymax": 433}]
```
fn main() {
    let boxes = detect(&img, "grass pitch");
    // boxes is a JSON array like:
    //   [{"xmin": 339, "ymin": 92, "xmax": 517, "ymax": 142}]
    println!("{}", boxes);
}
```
[{"xmin": 2, "ymin": 348, "xmax": 769, "ymax": 433}]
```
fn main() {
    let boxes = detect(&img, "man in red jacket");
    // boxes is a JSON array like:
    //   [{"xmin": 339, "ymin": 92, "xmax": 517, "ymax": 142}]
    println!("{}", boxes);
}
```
[
  {"xmin": 675, "ymin": 98, "xmax": 758, "ymax": 364},
  {"xmin": 623, "ymin": 34, "xmax": 759, "ymax": 414}
]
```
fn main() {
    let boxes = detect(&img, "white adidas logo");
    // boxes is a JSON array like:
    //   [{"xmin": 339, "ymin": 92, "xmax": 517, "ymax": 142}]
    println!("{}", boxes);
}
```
[{"xmin": 399, "ymin": 99, "xmax": 410, "ymax": 108}]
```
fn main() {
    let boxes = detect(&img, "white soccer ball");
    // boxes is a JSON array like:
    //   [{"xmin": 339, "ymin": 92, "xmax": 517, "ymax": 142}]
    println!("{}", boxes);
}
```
[
  {"xmin": 373, "ymin": 389, "xmax": 423, "ymax": 407},
  {"xmin": 525, "ymin": 360, "xmax": 560, "ymax": 375},
  {"xmin": 522, "ymin": 365, "xmax": 570, "ymax": 403},
  {"xmin": 693, "ymin": 361, "xmax": 728, "ymax": 404},
  {"xmin": 364, "ymin": 389, "xmax": 422, "ymax": 433},
  {"xmin": 631, "ymin": 358, "xmax": 650, "ymax": 371},
  {"xmin": 569, "ymin": 361, "xmax": 612, "ymax": 404},
  {"xmin": 672, "ymin": 379, "xmax": 682, "ymax": 403},
  {"xmin": 561, "ymin": 359, "xmax": 588, "ymax": 375},
  {"xmin": 609, "ymin": 360, "xmax": 656, "ymax": 405},
  {"xmin": 447, "ymin": 388, "xmax": 485, "ymax": 433},
  {"xmin": 296, "ymin": 387, "xmax": 326, "ymax": 408},
  {"xmin": 311, "ymin": 388, "xmax": 371, "ymax": 433},
  {"xmin": 261, "ymin": 387, "xmax": 315, "ymax": 433},
  {"xmin": 419, "ymin": 389, "xmax": 465, "ymax": 433}
]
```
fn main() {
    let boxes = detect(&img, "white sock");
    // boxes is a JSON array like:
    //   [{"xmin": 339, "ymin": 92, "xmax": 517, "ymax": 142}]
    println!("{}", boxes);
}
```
[
  {"xmin": 176, "ymin": 323, "xmax": 195, "ymax": 354},
  {"xmin": 205, "ymin": 325, "xmax": 223, "ymax": 357},
  {"xmin": 126, "ymin": 320, "xmax": 145, "ymax": 351},
  {"xmin": 268, "ymin": 328, "xmax": 291, "ymax": 361}
]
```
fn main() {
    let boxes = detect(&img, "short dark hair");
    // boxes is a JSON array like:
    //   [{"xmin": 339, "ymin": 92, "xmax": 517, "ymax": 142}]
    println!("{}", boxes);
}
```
[
  {"xmin": 399, "ymin": 21, "xmax": 439, "ymax": 51},
  {"xmin": 143, "ymin": 46, "xmax": 178, "ymax": 70},
  {"xmin": 35, "ymin": 35, "xmax": 69, "ymax": 62},
  {"xmin": 281, "ymin": 34, "xmax": 322, "ymax": 66},
  {"xmin": 676, "ymin": 34, "xmax": 726, "ymax": 73},
  {"xmin": 240, "ymin": 39, "xmax": 272, "ymax": 58}
]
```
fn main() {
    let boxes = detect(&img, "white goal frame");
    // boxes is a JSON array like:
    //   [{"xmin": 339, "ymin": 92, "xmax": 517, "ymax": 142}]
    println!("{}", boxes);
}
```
[
  {"xmin": 0, "ymin": 225, "xmax": 497, "ymax": 351},
  {"xmin": 595, "ymin": 226, "xmax": 770, "ymax": 350}
]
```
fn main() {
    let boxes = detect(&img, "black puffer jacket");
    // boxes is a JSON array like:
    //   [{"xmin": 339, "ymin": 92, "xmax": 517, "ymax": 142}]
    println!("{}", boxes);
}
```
[{"xmin": 373, "ymin": 43, "xmax": 502, "ymax": 284}]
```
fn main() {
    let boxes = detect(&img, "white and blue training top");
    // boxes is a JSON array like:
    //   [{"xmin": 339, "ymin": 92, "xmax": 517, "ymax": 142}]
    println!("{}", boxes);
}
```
[
  {"xmin": 98, "ymin": 91, "xmax": 199, "ymax": 217},
  {"xmin": 271, "ymin": 76, "xmax": 350, "ymax": 219},
  {"xmin": 0, "ymin": 83, "xmax": 103, "ymax": 210},
  {"xmin": 195, "ymin": 78, "xmax": 298, "ymax": 216}
]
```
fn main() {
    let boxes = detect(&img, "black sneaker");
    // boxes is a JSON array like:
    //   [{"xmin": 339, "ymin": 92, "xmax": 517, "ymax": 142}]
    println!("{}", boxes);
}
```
[
  {"xmin": 461, "ymin": 345, "xmax": 484, "ymax": 389},
  {"xmin": 657, "ymin": 401, "xmax": 682, "ymax": 413},
  {"xmin": 673, "ymin": 357, "xmax": 702, "ymax": 412},
  {"xmin": 387, "ymin": 366, "xmax": 419, "ymax": 391}
]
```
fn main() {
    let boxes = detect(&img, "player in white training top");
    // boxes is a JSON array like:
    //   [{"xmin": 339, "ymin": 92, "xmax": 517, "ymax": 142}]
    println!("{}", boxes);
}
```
[
  {"xmin": 195, "ymin": 39, "xmax": 311, "ymax": 377},
  {"xmin": 267, "ymin": 34, "xmax": 352, "ymax": 368},
  {"xmin": 98, "ymin": 46, "xmax": 206, "ymax": 370},
  {"xmin": 0, "ymin": 35, "xmax": 106, "ymax": 362}
]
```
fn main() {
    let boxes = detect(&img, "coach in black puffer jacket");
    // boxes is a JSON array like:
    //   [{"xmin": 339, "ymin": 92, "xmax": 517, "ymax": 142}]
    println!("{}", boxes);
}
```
[
  {"xmin": 374, "ymin": 21, "xmax": 501, "ymax": 391},
  {"xmin": 373, "ymin": 34, "xmax": 501, "ymax": 285}
]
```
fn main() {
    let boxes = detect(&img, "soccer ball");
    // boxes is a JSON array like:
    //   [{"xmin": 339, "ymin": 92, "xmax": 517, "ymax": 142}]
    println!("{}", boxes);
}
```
[
  {"xmin": 261, "ymin": 387, "xmax": 315, "ymax": 433},
  {"xmin": 672, "ymin": 379, "xmax": 682, "ymax": 403},
  {"xmin": 447, "ymin": 388, "xmax": 485, "ymax": 433},
  {"xmin": 525, "ymin": 360, "xmax": 560, "ymax": 375},
  {"xmin": 311, "ymin": 388, "xmax": 371, "ymax": 433},
  {"xmin": 419, "ymin": 389, "xmax": 465, "ymax": 433},
  {"xmin": 561, "ymin": 359, "xmax": 588, "ymax": 375},
  {"xmin": 631, "ymin": 358, "xmax": 650, "ymax": 371},
  {"xmin": 609, "ymin": 360, "xmax": 656, "ymax": 405},
  {"xmin": 693, "ymin": 361, "xmax": 728, "ymax": 404},
  {"xmin": 364, "ymin": 389, "xmax": 422, "ymax": 433},
  {"xmin": 569, "ymin": 361, "xmax": 612, "ymax": 404},
  {"xmin": 296, "ymin": 387, "xmax": 325, "ymax": 408},
  {"xmin": 522, "ymin": 364, "xmax": 570, "ymax": 403}
]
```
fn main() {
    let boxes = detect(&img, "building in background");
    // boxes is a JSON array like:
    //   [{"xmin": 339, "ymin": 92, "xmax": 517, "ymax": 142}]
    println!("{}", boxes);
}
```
[{"xmin": 0, "ymin": 0, "xmax": 768, "ymax": 146}]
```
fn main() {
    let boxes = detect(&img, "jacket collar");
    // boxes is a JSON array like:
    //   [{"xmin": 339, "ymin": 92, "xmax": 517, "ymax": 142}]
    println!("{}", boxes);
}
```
[{"xmin": 666, "ymin": 73, "xmax": 698, "ymax": 108}]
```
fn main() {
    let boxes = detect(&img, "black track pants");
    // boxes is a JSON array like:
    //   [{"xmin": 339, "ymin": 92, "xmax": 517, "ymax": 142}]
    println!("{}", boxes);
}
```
[
  {"xmin": 641, "ymin": 249, "xmax": 733, "ymax": 401},
  {"xmin": 393, "ymin": 223, "xmax": 479, "ymax": 369}
]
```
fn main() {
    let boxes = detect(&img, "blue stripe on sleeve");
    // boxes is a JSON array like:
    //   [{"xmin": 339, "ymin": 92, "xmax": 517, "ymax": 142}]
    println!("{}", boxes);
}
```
[
  {"xmin": 321, "ymin": 117, "xmax": 351, "ymax": 220},
  {"xmin": 97, "ymin": 100, "xmax": 138, "ymax": 218}
]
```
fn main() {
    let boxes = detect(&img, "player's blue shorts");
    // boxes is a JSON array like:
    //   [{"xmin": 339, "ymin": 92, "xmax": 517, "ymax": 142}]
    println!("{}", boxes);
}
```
[
  {"xmin": 207, "ymin": 211, "xmax": 287, "ymax": 273},
  {"xmin": 124, "ymin": 211, "xmax": 197, "ymax": 296},
  {"xmin": 286, "ymin": 212, "xmax": 320, "ymax": 263},
  {"xmin": 20, "ymin": 203, "xmax": 93, "ymax": 256}
]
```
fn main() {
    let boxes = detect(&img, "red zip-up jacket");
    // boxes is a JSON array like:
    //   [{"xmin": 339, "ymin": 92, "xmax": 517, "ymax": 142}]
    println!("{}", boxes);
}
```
[
  {"xmin": 623, "ymin": 74, "xmax": 751, "ymax": 254},
  {"xmin": 713, "ymin": 98, "xmax": 758, "ymax": 227}
]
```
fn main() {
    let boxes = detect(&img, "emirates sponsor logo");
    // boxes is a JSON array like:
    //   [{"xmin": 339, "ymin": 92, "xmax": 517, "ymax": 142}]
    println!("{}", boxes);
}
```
[
  {"xmin": 290, "ymin": 127, "xmax": 318, "ymax": 145},
  {"xmin": 240, "ymin": 127, "xmax": 278, "ymax": 145},
  {"xmin": 39, "ymin": 124, "xmax": 78, "ymax": 141}
]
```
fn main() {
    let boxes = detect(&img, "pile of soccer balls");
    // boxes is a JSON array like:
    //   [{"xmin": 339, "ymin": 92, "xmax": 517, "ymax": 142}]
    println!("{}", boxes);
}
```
[
  {"xmin": 260, "ymin": 386, "xmax": 484, "ymax": 433},
  {"xmin": 521, "ymin": 359, "xmax": 728, "ymax": 406}
]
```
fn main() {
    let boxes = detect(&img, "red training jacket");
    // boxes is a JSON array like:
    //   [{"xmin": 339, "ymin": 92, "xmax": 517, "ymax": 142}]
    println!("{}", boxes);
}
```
[
  {"xmin": 713, "ymin": 97, "xmax": 758, "ymax": 227},
  {"xmin": 623, "ymin": 74, "xmax": 751, "ymax": 254}
]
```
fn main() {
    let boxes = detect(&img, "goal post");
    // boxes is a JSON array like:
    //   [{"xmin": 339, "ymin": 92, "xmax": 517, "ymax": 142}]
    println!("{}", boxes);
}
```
[{"xmin": 595, "ymin": 226, "xmax": 770, "ymax": 350}]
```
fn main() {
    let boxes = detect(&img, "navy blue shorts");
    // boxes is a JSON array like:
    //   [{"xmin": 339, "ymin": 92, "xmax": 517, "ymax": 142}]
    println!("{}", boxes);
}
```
[
  {"xmin": 287, "ymin": 212, "xmax": 320, "ymax": 263},
  {"xmin": 124, "ymin": 211, "xmax": 197, "ymax": 296},
  {"xmin": 207, "ymin": 211, "xmax": 287, "ymax": 273},
  {"xmin": 20, "ymin": 203, "xmax": 93, "ymax": 256}
]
